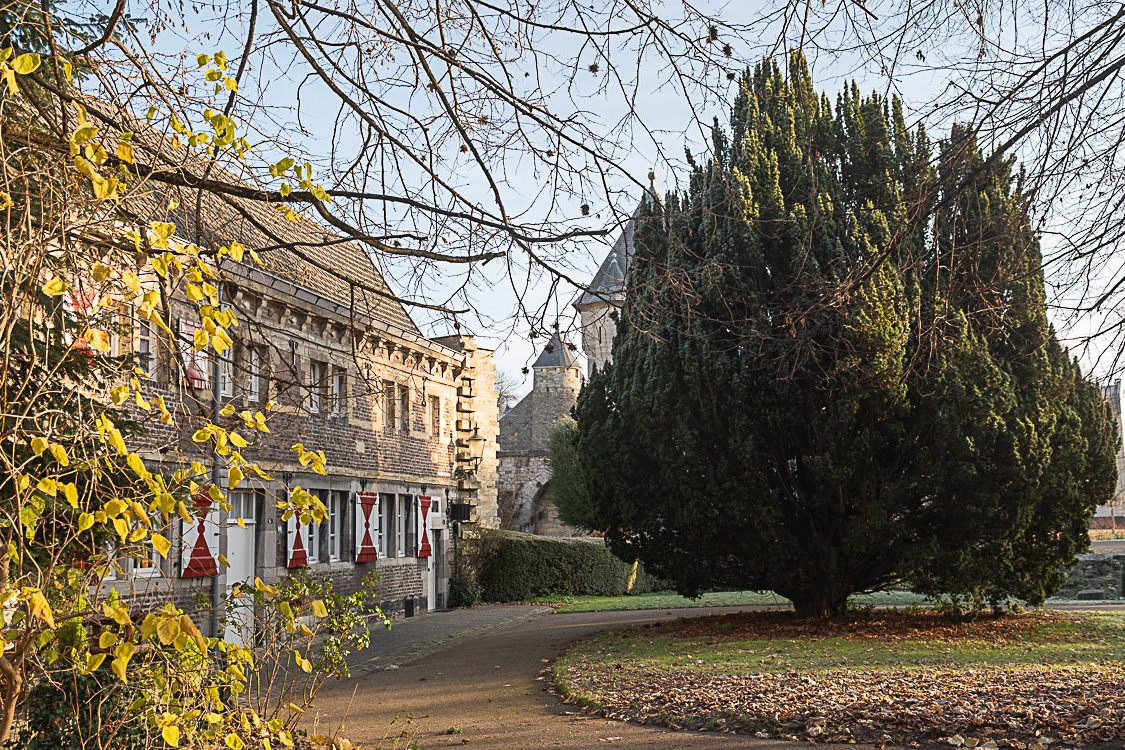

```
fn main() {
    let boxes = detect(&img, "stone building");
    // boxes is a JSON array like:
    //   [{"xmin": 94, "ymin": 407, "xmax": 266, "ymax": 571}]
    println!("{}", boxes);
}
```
[
  {"xmin": 496, "ymin": 333, "xmax": 583, "ymax": 535},
  {"xmin": 573, "ymin": 215, "xmax": 634, "ymax": 377},
  {"xmin": 100, "ymin": 185, "xmax": 500, "ymax": 641}
]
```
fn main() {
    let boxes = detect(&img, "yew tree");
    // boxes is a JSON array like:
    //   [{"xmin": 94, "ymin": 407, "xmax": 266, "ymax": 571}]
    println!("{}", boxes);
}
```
[{"xmin": 575, "ymin": 54, "xmax": 1118, "ymax": 618}]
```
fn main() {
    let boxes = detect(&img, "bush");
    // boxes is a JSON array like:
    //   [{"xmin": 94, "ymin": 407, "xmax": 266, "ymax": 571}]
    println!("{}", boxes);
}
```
[{"xmin": 472, "ymin": 530, "xmax": 665, "ymax": 602}]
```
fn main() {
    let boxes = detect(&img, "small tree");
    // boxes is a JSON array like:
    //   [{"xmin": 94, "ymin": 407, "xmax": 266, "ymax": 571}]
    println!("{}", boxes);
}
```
[
  {"xmin": 547, "ymin": 416, "xmax": 598, "ymax": 530},
  {"xmin": 575, "ymin": 54, "xmax": 1118, "ymax": 618}
]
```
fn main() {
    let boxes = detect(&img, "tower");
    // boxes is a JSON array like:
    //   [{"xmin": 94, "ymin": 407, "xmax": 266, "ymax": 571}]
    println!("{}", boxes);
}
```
[{"xmin": 496, "ymin": 332, "xmax": 584, "ymax": 534}]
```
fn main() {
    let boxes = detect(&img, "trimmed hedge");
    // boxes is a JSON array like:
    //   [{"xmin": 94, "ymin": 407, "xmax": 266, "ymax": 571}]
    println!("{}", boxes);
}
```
[{"xmin": 471, "ymin": 530, "xmax": 665, "ymax": 602}]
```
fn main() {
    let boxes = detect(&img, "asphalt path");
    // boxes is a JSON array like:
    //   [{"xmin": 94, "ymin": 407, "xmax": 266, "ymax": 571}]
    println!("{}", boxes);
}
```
[{"xmin": 310, "ymin": 605, "xmax": 869, "ymax": 750}]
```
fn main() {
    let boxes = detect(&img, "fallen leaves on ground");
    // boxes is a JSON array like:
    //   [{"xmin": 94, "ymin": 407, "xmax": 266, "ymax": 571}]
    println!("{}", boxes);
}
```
[{"xmin": 556, "ymin": 612, "xmax": 1125, "ymax": 748}]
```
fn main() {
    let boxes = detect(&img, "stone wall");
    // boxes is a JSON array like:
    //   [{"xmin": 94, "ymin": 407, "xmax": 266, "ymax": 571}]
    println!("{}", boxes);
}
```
[
  {"xmin": 1058, "ymin": 554, "xmax": 1125, "ymax": 599},
  {"xmin": 577, "ymin": 303, "xmax": 619, "ymax": 377}
]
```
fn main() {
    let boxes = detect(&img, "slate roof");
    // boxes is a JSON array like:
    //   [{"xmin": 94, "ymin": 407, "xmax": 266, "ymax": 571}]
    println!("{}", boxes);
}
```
[
  {"xmin": 531, "ymin": 332, "xmax": 579, "ymax": 369},
  {"xmin": 574, "ymin": 217, "xmax": 634, "ymax": 308},
  {"xmin": 125, "ymin": 124, "xmax": 419, "ymax": 334}
]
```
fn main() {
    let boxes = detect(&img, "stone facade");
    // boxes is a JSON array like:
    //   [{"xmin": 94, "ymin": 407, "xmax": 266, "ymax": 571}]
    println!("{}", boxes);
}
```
[
  {"xmin": 102, "ymin": 193, "xmax": 499, "ymax": 639},
  {"xmin": 496, "ymin": 334, "xmax": 584, "ymax": 535},
  {"xmin": 1059, "ymin": 554, "xmax": 1125, "ymax": 599}
]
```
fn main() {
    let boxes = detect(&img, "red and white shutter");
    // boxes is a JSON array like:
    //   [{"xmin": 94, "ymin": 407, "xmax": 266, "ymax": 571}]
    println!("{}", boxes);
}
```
[
  {"xmin": 355, "ymin": 491, "xmax": 379, "ymax": 563},
  {"xmin": 181, "ymin": 492, "xmax": 219, "ymax": 578},
  {"xmin": 286, "ymin": 512, "xmax": 309, "ymax": 569},
  {"xmin": 417, "ymin": 496, "xmax": 432, "ymax": 558},
  {"xmin": 177, "ymin": 318, "xmax": 210, "ymax": 389}
]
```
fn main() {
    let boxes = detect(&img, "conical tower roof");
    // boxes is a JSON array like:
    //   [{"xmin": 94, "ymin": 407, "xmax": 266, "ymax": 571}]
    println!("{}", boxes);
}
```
[
  {"xmin": 574, "ymin": 193, "xmax": 658, "ymax": 308},
  {"xmin": 532, "ymin": 332, "xmax": 579, "ymax": 369}
]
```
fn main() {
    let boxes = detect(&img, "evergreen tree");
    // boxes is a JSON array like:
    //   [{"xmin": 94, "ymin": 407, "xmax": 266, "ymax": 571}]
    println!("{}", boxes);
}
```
[{"xmin": 575, "ymin": 53, "xmax": 1117, "ymax": 618}]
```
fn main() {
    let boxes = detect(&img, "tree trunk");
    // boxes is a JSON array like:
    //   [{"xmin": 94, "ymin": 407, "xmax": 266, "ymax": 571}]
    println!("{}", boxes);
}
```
[{"xmin": 789, "ymin": 589, "xmax": 849, "ymax": 620}]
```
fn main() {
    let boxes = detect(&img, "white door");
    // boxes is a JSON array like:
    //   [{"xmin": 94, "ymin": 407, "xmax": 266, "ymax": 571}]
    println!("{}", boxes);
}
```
[{"xmin": 225, "ymin": 492, "xmax": 258, "ymax": 645}]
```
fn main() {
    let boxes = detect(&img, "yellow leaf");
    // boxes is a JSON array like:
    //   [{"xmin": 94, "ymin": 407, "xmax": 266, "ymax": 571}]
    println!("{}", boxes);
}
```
[
  {"xmin": 162, "ymin": 725, "xmax": 180, "ymax": 748},
  {"xmin": 218, "ymin": 554, "xmax": 230, "ymax": 568},
  {"xmin": 226, "ymin": 733, "xmax": 245, "ymax": 750},
  {"xmin": 112, "ymin": 517, "xmax": 129, "ymax": 542},
  {"xmin": 193, "ymin": 327, "xmax": 209, "ymax": 351},
  {"xmin": 62, "ymin": 483, "xmax": 78, "ymax": 508},
  {"xmin": 41, "ymin": 278, "xmax": 69, "ymax": 296},
  {"xmin": 99, "ymin": 631, "xmax": 117, "ymax": 649},
  {"xmin": 156, "ymin": 616, "xmax": 181, "ymax": 645},
  {"xmin": 228, "ymin": 464, "xmax": 244, "ymax": 489},
  {"xmin": 117, "ymin": 142, "xmax": 134, "ymax": 164},
  {"xmin": 104, "ymin": 602, "xmax": 131, "ymax": 626},
  {"xmin": 26, "ymin": 590, "xmax": 55, "ymax": 629},
  {"xmin": 71, "ymin": 122, "xmax": 98, "ymax": 145},
  {"xmin": 111, "ymin": 655, "xmax": 128, "ymax": 683},
  {"xmin": 151, "ymin": 534, "xmax": 171, "ymax": 558},
  {"xmin": 85, "ymin": 329, "xmax": 111, "ymax": 353},
  {"xmin": 229, "ymin": 432, "xmax": 249, "ymax": 448},
  {"xmin": 86, "ymin": 652, "xmax": 107, "ymax": 672},
  {"xmin": 30, "ymin": 436, "xmax": 48, "ymax": 456},
  {"xmin": 3, "ymin": 67, "xmax": 17, "ymax": 96},
  {"xmin": 135, "ymin": 392, "xmax": 152, "ymax": 411},
  {"xmin": 11, "ymin": 52, "xmax": 40, "ymax": 75},
  {"xmin": 49, "ymin": 443, "xmax": 69, "ymax": 467},
  {"xmin": 126, "ymin": 452, "xmax": 147, "ymax": 478},
  {"xmin": 36, "ymin": 477, "xmax": 56, "ymax": 496},
  {"xmin": 77, "ymin": 513, "xmax": 94, "ymax": 532},
  {"xmin": 0, "ymin": 191, "xmax": 12, "ymax": 209},
  {"xmin": 311, "ymin": 599, "xmax": 328, "ymax": 618}
]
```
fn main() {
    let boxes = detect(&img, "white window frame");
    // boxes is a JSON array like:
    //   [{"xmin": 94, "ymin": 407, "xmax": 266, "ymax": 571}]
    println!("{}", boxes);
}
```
[
  {"xmin": 378, "ymin": 492, "xmax": 393, "ymax": 557},
  {"xmin": 137, "ymin": 318, "xmax": 155, "ymax": 376},
  {"xmin": 247, "ymin": 346, "xmax": 261, "ymax": 402},
  {"xmin": 331, "ymin": 368, "xmax": 346, "ymax": 417},
  {"xmin": 218, "ymin": 353, "xmax": 234, "ymax": 398},
  {"xmin": 395, "ymin": 494, "xmax": 408, "ymax": 558},
  {"xmin": 398, "ymin": 384, "xmax": 410, "ymax": 431},
  {"xmin": 309, "ymin": 361, "xmax": 327, "ymax": 414},
  {"xmin": 306, "ymin": 514, "xmax": 320, "ymax": 563},
  {"xmin": 328, "ymin": 490, "xmax": 346, "ymax": 562},
  {"xmin": 427, "ymin": 394, "xmax": 442, "ymax": 437}
]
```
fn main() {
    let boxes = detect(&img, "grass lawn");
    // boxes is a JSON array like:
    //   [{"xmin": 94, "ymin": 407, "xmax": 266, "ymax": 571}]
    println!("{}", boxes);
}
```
[
  {"xmin": 554, "ymin": 610, "xmax": 1125, "ymax": 747},
  {"xmin": 528, "ymin": 589, "xmax": 930, "ymax": 613}
]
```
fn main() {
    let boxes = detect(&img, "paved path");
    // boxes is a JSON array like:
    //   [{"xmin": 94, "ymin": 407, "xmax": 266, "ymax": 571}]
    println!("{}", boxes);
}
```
[{"xmin": 311, "ymin": 604, "xmax": 860, "ymax": 750}]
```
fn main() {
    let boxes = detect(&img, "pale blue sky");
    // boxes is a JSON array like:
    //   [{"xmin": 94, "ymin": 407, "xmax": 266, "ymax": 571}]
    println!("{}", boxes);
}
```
[{"xmin": 143, "ymin": 0, "xmax": 1111, "ymax": 396}]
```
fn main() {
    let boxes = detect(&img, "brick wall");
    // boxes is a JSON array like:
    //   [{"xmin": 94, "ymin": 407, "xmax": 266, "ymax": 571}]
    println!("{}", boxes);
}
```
[{"xmin": 106, "ymin": 269, "xmax": 495, "ymax": 634}]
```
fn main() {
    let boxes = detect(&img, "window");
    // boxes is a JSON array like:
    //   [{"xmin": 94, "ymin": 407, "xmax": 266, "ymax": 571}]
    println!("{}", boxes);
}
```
[
  {"xmin": 399, "ymin": 385, "xmax": 411, "ymax": 431},
  {"xmin": 129, "ymin": 517, "xmax": 161, "ymax": 577},
  {"xmin": 328, "ymin": 490, "xmax": 347, "ymax": 561},
  {"xmin": 383, "ymin": 380, "xmax": 397, "ymax": 431},
  {"xmin": 309, "ymin": 361, "xmax": 328, "ymax": 414},
  {"xmin": 137, "ymin": 318, "xmax": 155, "ymax": 376},
  {"xmin": 177, "ymin": 318, "xmax": 210, "ymax": 389},
  {"xmin": 397, "ymin": 494, "xmax": 415, "ymax": 558},
  {"xmin": 331, "ymin": 367, "xmax": 347, "ymax": 417},
  {"xmin": 379, "ymin": 492, "xmax": 395, "ymax": 557},
  {"xmin": 428, "ymin": 395, "xmax": 442, "ymax": 437},
  {"xmin": 218, "ymin": 353, "xmax": 234, "ymax": 398},
  {"xmin": 246, "ymin": 345, "xmax": 261, "ymax": 402},
  {"xmin": 229, "ymin": 491, "xmax": 257, "ymax": 524}
]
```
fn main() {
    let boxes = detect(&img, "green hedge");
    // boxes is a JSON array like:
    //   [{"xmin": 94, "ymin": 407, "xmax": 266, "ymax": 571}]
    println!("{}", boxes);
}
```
[{"xmin": 471, "ymin": 530, "xmax": 665, "ymax": 602}]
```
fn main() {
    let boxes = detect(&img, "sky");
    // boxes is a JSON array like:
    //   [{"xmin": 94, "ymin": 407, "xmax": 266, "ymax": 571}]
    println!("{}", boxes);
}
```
[{"xmin": 144, "ymin": 0, "xmax": 1115, "ymax": 399}]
